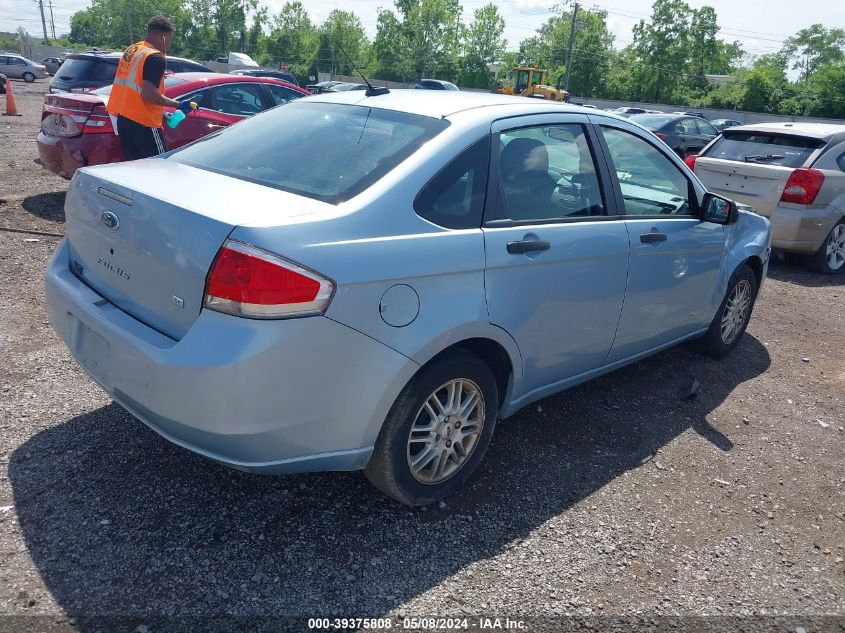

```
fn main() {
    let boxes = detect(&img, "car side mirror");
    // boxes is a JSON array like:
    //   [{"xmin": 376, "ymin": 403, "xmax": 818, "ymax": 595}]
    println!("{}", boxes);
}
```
[{"xmin": 702, "ymin": 192, "xmax": 738, "ymax": 225}]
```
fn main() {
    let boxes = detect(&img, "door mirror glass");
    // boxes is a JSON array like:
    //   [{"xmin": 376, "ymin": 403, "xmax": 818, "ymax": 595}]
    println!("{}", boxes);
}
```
[{"xmin": 702, "ymin": 192, "xmax": 738, "ymax": 224}]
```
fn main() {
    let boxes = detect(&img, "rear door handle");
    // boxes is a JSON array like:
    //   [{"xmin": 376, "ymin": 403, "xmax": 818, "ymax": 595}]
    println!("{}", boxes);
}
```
[
  {"xmin": 507, "ymin": 240, "xmax": 551, "ymax": 254},
  {"xmin": 640, "ymin": 232, "xmax": 667, "ymax": 244}
]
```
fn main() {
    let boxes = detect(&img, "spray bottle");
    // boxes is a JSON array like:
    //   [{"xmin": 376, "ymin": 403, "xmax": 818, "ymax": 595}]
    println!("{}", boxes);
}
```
[{"xmin": 167, "ymin": 101, "xmax": 198, "ymax": 128}]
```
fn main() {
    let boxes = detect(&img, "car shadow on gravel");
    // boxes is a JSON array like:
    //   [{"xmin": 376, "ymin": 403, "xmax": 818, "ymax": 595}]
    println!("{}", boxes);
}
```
[
  {"xmin": 9, "ymin": 336, "xmax": 770, "ymax": 623},
  {"xmin": 22, "ymin": 192, "xmax": 66, "ymax": 223},
  {"xmin": 766, "ymin": 257, "xmax": 845, "ymax": 287}
]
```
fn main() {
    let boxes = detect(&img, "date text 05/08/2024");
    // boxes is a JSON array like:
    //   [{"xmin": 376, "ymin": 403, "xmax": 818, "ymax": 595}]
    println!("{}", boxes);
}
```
[{"xmin": 308, "ymin": 617, "xmax": 526, "ymax": 630}]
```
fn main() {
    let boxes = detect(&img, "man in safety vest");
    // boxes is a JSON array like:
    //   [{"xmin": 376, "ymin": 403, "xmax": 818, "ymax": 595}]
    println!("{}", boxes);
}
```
[{"xmin": 107, "ymin": 16, "xmax": 195, "ymax": 160}]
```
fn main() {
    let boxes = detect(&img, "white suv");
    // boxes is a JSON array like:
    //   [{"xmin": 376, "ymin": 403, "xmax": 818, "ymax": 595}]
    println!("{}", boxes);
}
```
[{"xmin": 689, "ymin": 122, "xmax": 845, "ymax": 273}]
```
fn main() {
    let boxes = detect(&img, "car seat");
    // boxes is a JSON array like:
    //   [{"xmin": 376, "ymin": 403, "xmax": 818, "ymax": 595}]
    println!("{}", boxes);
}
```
[{"xmin": 499, "ymin": 138, "xmax": 559, "ymax": 220}]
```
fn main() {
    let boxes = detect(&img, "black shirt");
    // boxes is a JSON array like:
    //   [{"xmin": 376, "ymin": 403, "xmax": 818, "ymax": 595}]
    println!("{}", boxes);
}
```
[{"xmin": 142, "ymin": 53, "xmax": 166, "ymax": 86}]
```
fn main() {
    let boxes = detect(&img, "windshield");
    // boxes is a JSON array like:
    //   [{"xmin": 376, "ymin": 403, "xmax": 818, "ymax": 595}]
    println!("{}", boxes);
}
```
[
  {"xmin": 92, "ymin": 76, "xmax": 187, "ymax": 96},
  {"xmin": 703, "ymin": 131, "xmax": 824, "ymax": 167},
  {"xmin": 170, "ymin": 102, "xmax": 450, "ymax": 204},
  {"xmin": 515, "ymin": 70, "xmax": 529, "ymax": 93}
]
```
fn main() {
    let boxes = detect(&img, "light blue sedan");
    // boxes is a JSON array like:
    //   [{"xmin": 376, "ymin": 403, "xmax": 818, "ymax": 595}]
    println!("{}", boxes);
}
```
[{"xmin": 45, "ymin": 90, "xmax": 771, "ymax": 505}]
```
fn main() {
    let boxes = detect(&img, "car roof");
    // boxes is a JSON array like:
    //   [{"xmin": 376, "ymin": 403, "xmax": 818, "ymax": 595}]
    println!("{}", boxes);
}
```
[
  {"xmin": 303, "ymin": 89, "xmax": 629, "ymax": 121},
  {"xmin": 170, "ymin": 72, "xmax": 306, "ymax": 93},
  {"xmin": 724, "ymin": 121, "xmax": 845, "ymax": 141}
]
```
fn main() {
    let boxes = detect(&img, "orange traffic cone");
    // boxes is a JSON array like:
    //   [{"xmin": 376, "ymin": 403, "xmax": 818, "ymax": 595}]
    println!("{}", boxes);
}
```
[{"xmin": 3, "ymin": 78, "xmax": 21, "ymax": 116}]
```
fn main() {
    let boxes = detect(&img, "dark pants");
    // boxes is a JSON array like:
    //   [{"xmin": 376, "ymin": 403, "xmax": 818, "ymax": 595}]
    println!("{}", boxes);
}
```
[{"xmin": 116, "ymin": 115, "xmax": 167, "ymax": 161}]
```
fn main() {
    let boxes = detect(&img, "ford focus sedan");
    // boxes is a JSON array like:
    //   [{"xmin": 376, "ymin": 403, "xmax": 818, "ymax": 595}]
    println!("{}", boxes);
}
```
[{"xmin": 45, "ymin": 91, "xmax": 771, "ymax": 505}]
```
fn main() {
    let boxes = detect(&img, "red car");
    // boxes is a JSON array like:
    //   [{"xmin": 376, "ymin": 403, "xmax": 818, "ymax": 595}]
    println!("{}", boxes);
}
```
[{"xmin": 37, "ymin": 72, "xmax": 309, "ymax": 179}]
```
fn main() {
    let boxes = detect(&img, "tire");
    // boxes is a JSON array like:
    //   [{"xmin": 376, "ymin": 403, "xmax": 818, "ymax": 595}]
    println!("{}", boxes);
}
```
[
  {"xmin": 364, "ymin": 349, "xmax": 498, "ymax": 506},
  {"xmin": 804, "ymin": 220, "xmax": 845, "ymax": 274},
  {"xmin": 697, "ymin": 265, "xmax": 758, "ymax": 357},
  {"xmin": 22, "ymin": 72, "xmax": 35, "ymax": 83}
]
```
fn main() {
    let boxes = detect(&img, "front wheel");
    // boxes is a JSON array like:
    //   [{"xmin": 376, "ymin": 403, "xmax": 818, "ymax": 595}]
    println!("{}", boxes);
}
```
[
  {"xmin": 697, "ymin": 265, "xmax": 758, "ymax": 357},
  {"xmin": 22, "ymin": 72, "xmax": 35, "ymax": 83},
  {"xmin": 805, "ymin": 220, "xmax": 845, "ymax": 274},
  {"xmin": 364, "ymin": 350, "xmax": 498, "ymax": 506}
]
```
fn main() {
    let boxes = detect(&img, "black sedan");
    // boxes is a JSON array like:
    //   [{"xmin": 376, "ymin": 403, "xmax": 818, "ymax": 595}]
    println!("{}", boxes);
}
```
[{"xmin": 629, "ymin": 113, "xmax": 719, "ymax": 158}]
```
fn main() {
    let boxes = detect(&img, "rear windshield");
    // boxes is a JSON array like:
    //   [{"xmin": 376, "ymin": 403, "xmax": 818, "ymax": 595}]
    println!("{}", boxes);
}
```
[
  {"xmin": 703, "ymin": 131, "xmax": 824, "ymax": 167},
  {"xmin": 169, "ymin": 101, "xmax": 450, "ymax": 204},
  {"xmin": 55, "ymin": 58, "xmax": 117, "ymax": 81},
  {"xmin": 628, "ymin": 114, "xmax": 675, "ymax": 129}
]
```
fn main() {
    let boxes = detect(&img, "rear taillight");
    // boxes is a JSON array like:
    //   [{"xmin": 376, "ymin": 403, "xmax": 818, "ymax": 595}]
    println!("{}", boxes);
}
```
[
  {"xmin": 204, "ymin": 240, "xmax": 334, "ymax": 319},
  {"xmin": 684, "ymin": 154, "xmax": 698, "ymax": 170},
  {"xmin": 780, "ymin": 168, "xmax": 825, "ymax": 205},
  {"xmin": 82, "ymin": 105, "xmax": 114, "ymax": 134},
  {"xmin": 654, "ymin": 132, "xmax": 669, "ymax": 140}
]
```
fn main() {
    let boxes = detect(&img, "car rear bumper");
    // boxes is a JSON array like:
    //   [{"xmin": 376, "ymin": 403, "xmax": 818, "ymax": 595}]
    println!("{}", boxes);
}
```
[
  {"xmin": 37, "ymin": 131, "xmax": 85, "ymax": 179},
  {"xmin": 45, "ymin": 238, "xmax": 418, "ymax": 474},
  {"xmin": 769, "ymin": 204, "xmax": 844, "ymax": 253},
  {"xmin": 37, "ymin": 131, "xmax": 121, "ymax": 179}
]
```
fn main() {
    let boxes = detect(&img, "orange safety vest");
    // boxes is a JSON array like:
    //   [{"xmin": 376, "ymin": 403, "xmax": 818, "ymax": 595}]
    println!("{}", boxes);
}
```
[{"xmin": 106, "ymin": 41, "xmax": 165, "ymax": 128}]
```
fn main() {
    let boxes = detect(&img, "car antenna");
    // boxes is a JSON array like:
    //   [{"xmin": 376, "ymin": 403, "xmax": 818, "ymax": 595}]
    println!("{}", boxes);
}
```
[{"xmin": 335, "ymin": 42, "xmax": 389, "ymax": 97}]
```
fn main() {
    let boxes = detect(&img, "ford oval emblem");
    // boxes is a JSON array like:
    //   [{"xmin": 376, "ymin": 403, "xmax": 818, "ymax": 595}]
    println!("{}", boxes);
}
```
[{"xmin": 101, "ymin": 211, "xmax": 120, "ymax": 231}]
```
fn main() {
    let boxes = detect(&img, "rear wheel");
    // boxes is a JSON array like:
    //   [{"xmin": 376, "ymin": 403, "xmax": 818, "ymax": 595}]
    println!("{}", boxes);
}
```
[
  {"xmin": 22, "ymin": 72, "xmax": 35, "ymax": 83},
  {"xmin": 697, "ymin": 265, "xmax": 757, "ymax": 357},
  {"xmin": 805, "ymin": 220, "xmax": 845, "ymax": 274},
  {"xmin": 364, "ymin": 350, "xmax": 498, "ymax": 506}
]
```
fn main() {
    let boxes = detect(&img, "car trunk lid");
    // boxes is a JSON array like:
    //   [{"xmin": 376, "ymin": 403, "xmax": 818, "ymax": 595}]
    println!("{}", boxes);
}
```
[
  {"xmin": 694, "ymin": 158, "xmax": 795, "ymax": 217},
  {"xmin": 41, "ymin": 93, "xmax": 104, "ymax": 137},
  {"xmin": 65, "ymin": 160, "xmax": 333, "ymax": 340}
]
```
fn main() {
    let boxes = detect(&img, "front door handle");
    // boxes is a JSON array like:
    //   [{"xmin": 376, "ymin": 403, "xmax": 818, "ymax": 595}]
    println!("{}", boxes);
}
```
[
  {"xmin": 640, "ymin": 232, "xmax": 667, "ymax": 244},
  {"xmin": 507, "ymin": 239, "xmax": 551, "ymax": 254}
]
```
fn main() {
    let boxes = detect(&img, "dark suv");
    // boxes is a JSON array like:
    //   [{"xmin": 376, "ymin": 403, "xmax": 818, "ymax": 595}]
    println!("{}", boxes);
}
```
[
  {"xmin": 50, "ymin": 52, "xmax": 214, "ymax": 93},
  {"xmin": 230, "ymin": 69, "xmax": 299, "ymax": 86}
]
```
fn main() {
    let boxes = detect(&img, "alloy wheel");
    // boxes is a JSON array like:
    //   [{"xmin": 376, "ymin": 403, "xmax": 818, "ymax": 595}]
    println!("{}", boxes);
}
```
[
  {"xmin": 407, "ymin": 378, "xmax": 485, "ymax": 484},
  {"xmin": 825, "ymin": 224, "xmax": 845, "ymax": 271},
  {"xmin": 720, "ymin": 279, "xmax": 752, "ymax": 344}
]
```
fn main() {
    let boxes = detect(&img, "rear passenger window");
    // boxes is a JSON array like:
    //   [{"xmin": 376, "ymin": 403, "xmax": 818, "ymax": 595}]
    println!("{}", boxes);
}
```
[
  {"xmin": 601, "ymin": 126, "xmax": 697, "ymax": 216},
  {"xmin": 414, "ymin": 137, "xmax": 489, "ymax": 229},
  {"xmin": 495, "ymin": 123, "xmax": 605, "ymax": 223}
]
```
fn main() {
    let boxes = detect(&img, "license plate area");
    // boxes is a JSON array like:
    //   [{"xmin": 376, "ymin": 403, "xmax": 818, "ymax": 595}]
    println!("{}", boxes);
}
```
[{"xmin": 67, "ymin": 314, "xmax": 111, "ymax": 387}]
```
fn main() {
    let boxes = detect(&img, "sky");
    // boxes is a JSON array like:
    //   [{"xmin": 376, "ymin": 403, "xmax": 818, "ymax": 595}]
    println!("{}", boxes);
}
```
[{"xmin": 1, "ymin": 0, "xmax": 844, "ymax": 64}]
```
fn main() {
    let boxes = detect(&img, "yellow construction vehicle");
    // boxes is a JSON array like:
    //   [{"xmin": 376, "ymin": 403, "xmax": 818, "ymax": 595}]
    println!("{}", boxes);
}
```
[{"xmin": 496, "ymin": 65, "xmax": 570, "ymax": 102}]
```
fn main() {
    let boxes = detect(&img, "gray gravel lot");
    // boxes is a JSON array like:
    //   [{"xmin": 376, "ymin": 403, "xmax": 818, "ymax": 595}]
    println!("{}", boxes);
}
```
[{"xmin": 1, "ymin": 84, "xmax": 844, "ymax": 630}]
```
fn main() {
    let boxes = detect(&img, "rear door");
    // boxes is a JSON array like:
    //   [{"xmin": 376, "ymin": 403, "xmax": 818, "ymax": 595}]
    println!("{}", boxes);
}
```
[
  {"xmin": 482, "ymin": 114, "xmax": 630, "ymax": 399},
  {"xmin": 597, "ymin": 122, "xmax": 726, "ymax": 362}
]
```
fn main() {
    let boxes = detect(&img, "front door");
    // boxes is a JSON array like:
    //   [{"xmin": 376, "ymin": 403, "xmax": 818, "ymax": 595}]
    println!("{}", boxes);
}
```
[
  {"xmin": 482, "ymin": 115, "xmax": 630, "ymax": 402},
  {"xmin": 598, "ymin": 123, "xmax": 726, "ymax": 363}
]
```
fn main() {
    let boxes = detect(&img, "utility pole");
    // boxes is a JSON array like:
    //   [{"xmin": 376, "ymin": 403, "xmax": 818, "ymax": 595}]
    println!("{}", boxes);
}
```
[
  {"xmin": 48, "ymin": 0, "xmax": 56, "ymax": 41},
  {"xmin": 563, "ymin": 1, "xmax": 578, "ymax": 93},
  {"xmin": 127, "ymin": 5, "xmax": 133, "ymax": 42},
  {"xmin": 36, "ymin": 0, "xmax": 49, "ymax": 45}
]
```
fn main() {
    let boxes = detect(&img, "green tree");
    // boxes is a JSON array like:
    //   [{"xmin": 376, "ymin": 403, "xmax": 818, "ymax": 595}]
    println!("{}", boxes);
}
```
[
  {"xmin": 629, "ymin": 0, "xmax": 692, "ymax": 102},
  {"xmin": 782, "ymin": 24, "xmax": 845, "ymax": 81},
  {"xmin": 372, "ymin": 8, "xmax": 412, "ymax": 81},
  {"xmin": 458, "ymin": 3, "xmax": 506, "ymax": 88},
  {"xmin": 266, "ymin": 1, "xmax": 319, "ymax": 79},
  {"xmin": 318, "ymin": 9, "xmax": 369, "ymax": 77}
]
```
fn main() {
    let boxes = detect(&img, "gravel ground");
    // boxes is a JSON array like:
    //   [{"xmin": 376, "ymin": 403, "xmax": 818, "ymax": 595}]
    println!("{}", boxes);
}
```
[{"xmin": 1, "ymin": 84, "xmax": 844, "ymax": 631}]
